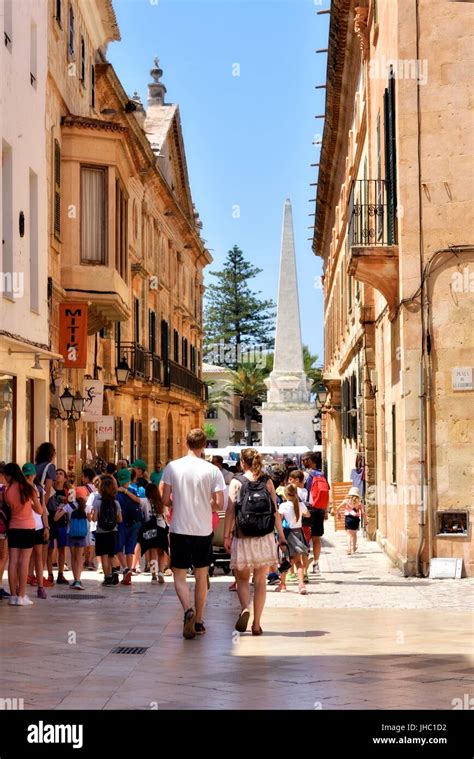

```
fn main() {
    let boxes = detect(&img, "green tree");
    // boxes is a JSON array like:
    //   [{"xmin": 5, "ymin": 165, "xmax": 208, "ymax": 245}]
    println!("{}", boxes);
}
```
[
  {"xmin": 205, "ymin": 381, "xmax": 232, "ymax": 419},
  {"xmin": 204, "ymin": 245, "xmax": 275, "ymax": 365},
  {"xmin": 203, "ymin": 423, "xmax": 217, "ymax": 440},
  {"xmin": 225, "ymin": 364, "xmax": 267, "ymax": 446}
]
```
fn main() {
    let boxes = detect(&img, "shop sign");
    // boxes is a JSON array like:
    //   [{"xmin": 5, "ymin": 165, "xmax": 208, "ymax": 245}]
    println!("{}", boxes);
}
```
[
  {"xmin": 82, "ymin": 380, "xmax": 104, "ymax": 421},
  {"xmin": 58, "ymin": 303, "xmax": 88, "ymax": 368},
  {"xmin": 96, "ymin": 416, "xmax": 114, "ymax": 441}
]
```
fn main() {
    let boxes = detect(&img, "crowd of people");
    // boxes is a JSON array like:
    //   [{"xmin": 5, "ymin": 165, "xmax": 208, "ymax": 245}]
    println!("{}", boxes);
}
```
[{"xmin": 0, "ymin": 431, "xmax": 364, "ymax": 637}]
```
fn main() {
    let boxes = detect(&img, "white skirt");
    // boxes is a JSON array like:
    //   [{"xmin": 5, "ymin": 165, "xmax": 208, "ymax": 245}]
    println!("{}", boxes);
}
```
[{"xmin": 230, "ymin": 533, "xmax": 278, "ymax": 571}]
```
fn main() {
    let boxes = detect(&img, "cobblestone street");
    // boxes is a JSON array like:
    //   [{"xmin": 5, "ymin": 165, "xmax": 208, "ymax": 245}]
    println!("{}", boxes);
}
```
[{"xmin": 0, "ymin": 522, "xmax": 472, "ymax": 712}]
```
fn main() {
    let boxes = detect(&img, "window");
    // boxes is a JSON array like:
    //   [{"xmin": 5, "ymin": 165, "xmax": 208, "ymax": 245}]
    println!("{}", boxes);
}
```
[
  {"xmin": 342, "ymin": 378, "xmax": 349, "ymax": 439},
  {"xmin": 80, "ymin": 36, "xmax": 85, "ymax": 83},
  {"xmin": 350, "ymin": 373, "xmax": 358, "ymax": 440},
  {"xmin": 29, "ymin": 170, "xmax": 39, "ymax": 311},
  {"xmin": 4, "ymin": 0, "xmax": 12, "ymax": 49},
  {"xmin": 161, "ymin": 319, "xmax": 169, "ymax": 361},
  {"xmin": 115, "ymin": 180, "xmax": 128, "ymax": 280},
  {"xmin": 81, "ymin": 167, "xmax": 106, "ymax": 262},
  {"xmin": 173, "ymin": 329, "xmax": 179, "ymax": 362},
  {"xmin": 181, "ymin": 337, "xmax": 188, "ymax": 368},
  {"xmin": 383, "ymin": 70, "xmax": 397, "ymax": 244},
  {"xmin": 53, "ymin": 139, "xmax": 61, "ymax": 239},
  {"xmin": 191, "ymin": 345, "xmax": 196, "ymax": 374},
  {"xmin": 149, "ymin": 310, "xmax": 156, "ymax": 353},
  {"xmin": 134, "ymin": 298, "xmax": 140, "ymax": 344},
  {"xmin": 25, "ymin": 379, "xmax": 35, "ymax": 462},
  {"xmin": 55, "ymin": 0, "xmax": 62, "ymax": 26},
  {"xmin": 391, "ymin": 404, "xmax": 397, "ymax": 484},
  {"xmin": 68, "ymin": 2, "xmax": 74, "ymax": 57},
  {"xmin": 30, "ymin": 22, "xmax": 37, "ymax": 87},
  {"xmin": 2, "ymin": 141, "xmax": 13, "ymax": 298},
  {"xmin": 206, "ymin": 409, "xmax": 218, "ymax": 420},
  {"xmin": 91, "ymin": 64, "xmax": 95, "ymax": 108}
]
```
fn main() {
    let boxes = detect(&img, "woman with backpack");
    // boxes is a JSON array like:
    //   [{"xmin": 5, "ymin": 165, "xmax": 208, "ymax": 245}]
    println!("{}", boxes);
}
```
[
  {"xmin": 224, "ymin": 448, "xmax": 287, "ymax": 636},
  {"xmin": 276, "ymin": 484, "xmax": 310, "ymax": 595},
  {"xmin": 91, "ymin": 476, "xmax": 122, "ymax": 586},
  {"xmin": 3, "ymin": 463, "xmax": 43, "ymax": 606}
]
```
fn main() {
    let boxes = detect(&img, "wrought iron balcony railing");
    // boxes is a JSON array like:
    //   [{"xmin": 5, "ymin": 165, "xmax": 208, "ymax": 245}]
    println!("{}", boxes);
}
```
[
  {"xmin": 117, "ymin": 342, "xmax": 162, "ymax": 383},
  {"xmin": 166, "ymin": 360, "xmax": 206, "ymax": 400},
  {"xmin": 348, "ymin": 179, "xmax": 397, "ymax": 247}
]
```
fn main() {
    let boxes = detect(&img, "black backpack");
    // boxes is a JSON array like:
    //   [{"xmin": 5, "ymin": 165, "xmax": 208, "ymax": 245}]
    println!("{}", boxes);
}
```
[
  {"xmin": 97, "ymin": 497, "xmax": 118, "ymax": 532},
  {"xmin": 234, "ymin": 475, "xmax": 275, "ymax": 537}
]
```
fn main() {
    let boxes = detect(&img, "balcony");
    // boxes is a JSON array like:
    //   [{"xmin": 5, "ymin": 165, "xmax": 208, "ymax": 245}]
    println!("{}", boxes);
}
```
[
  {"xmin": 118, "ymin": 343, "xmax": 162, "ymax": 384},
  {"xmin": 347, "ymin": 179, "xmax": 399, "ymax": 320},
  {"xmin": 167, "ymin": 360, "xmax": 207, "ymax": 401},
  {"xmin": 62, "ymin": 264, "xmax": 130, "ymax": 333}
]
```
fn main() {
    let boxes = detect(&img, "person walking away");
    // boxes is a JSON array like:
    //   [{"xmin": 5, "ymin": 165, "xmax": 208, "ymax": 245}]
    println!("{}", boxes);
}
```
[
  {"xmin": 162, "ymin": 429, "xmax": 225, "ymax": 639},
  {"xmin": 46, "ymin": 469, "xmax": 70, "ymax": 584},
  {"xmin": 116, "ymin": 469, "xmax": 144, "ymax": 585},
  {"xmin": 4, "ymin": 463, "xmax": 42, "ymax": 606},
  {"xmin": 287, "ymin": 469, "xmax": 311, "ymax": 582},
  {"xmin": 91, "ymin": 477, "xmax": 122, "ymax": 586},
  {"xmin": 151, "ymin": 463, "xmax": 163, "ymax": 487},
  {"xmin": 224, "ymin": 449, "xmax": 287, "ymax": 636},
  {"xmin": 23, "ymin": 463, "xmax": 50, "ymax": 598},
  {"xmin": 276, "ymin": 484, "xmax": 310, "ymax": 595},
  {"xmin": 81, "ymin": 468, "xmax": 96, "ymax": 569},
  {"xmin": 304, "ymin": 453, "xmax": 330, "ymax": 573},
  {"xmin": 337, "ymin": 486, "xmax": 366, "ymax": 554},
  {"xmin": 137, "ymin": 483, "xmax": 169, "ymax": 583}
]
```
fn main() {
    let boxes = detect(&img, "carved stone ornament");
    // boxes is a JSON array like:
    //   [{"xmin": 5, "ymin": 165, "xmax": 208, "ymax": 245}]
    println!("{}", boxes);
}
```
[{"xmin": 354, "ymin": 6, "xmax": 369, "ymax": 58}]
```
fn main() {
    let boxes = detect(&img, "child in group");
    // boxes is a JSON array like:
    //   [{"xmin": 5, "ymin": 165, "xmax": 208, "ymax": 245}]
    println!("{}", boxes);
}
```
[
  {"xmin": 287, "ymin": 469, "xmax": 311, "ymax": 582},
  {"xmin": 276, "ymin": 484, "xmax": 310, "ymax": 595},
  {"xmin": 46, "ymin": 469, "xmax": 70, "ymax": 584},
  {"xmin": 91, "ymin": 476, "xmax": 123, "ymax": 586},
  {"xmin": 137, "ymin": 483, "xmax": 169, "ymax": 584},
  {"xmin": 337, "ymin": 486, "xmax": 366, "ymax": 554},
  {"xmin": 54, "ymin": 486, "xmax": 91, "ymax": 589}
]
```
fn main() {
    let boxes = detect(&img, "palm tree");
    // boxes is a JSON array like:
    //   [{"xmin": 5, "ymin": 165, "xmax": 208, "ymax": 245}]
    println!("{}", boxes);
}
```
[
  {"xmin": 205, "ymin": 381, "xmax": 232, "ymax": 418},
  {"xmin": 225, "ymin": 364, "xmax": 268, "ymax": 445}
]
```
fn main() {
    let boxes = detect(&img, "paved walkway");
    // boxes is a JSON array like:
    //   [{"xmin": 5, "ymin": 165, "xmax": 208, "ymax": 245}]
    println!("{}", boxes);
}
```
[{"xmin": 0, "ymin": 522, "xmax": 472, "ymax": 711}]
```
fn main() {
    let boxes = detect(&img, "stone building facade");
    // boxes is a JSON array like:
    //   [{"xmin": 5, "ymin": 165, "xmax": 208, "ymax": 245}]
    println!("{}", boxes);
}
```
[
  {"xmin": 46, "ymin": 0, "xmax": 209, "ymax": 473},
  {"xmin": 312, "ymin": 0, "xmax": 474, "ymax": 575}
]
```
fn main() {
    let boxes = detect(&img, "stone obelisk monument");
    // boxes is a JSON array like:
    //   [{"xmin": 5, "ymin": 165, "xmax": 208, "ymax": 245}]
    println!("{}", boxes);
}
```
[{"xmin": 262, "ymin": 199, "xmax": 315, "ymax": 447}]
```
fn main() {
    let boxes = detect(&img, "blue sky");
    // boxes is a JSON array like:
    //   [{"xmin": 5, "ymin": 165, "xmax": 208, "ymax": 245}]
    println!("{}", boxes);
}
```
[{"xmin": 108, "ymin": 0, "xmax": 329, "ymax": 360}]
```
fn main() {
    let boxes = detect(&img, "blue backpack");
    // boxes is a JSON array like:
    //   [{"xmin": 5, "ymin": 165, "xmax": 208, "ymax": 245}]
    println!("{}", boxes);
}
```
[{"xmin": 69, "ymin": 508, "xmax": 88, "ymax": 539}]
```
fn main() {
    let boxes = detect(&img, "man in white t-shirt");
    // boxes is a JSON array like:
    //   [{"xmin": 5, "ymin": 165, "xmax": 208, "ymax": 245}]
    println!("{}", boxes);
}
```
[{"xmin": 162, "ymin": 428, "xmax": 225, "ymax": 639}]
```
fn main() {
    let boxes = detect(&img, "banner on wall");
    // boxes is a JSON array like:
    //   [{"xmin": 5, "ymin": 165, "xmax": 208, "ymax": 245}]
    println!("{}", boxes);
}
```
[
  {"xmin": 58, "ymin": 303, "xmax": 88, "ymax": 368},
  {"xmin": 82, "ymin": 380, "xmax": 104, "ymax": 421},
  {"xmin": 96, "ymin": 416, "xmax": 114, "ymax": 441}
]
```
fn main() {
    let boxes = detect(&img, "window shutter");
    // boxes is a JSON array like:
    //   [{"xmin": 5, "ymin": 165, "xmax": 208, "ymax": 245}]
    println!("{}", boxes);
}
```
[
  {"xmin": 384, "ymin": 73, "xmax": 398, "ymax": 244},
  {"xmin": 342, "ymin": 379, "xmax": 349, "ymax": 439},
  {"xmin": 54, "ymin": 139, "xmax": 61, "ymax": 238}
]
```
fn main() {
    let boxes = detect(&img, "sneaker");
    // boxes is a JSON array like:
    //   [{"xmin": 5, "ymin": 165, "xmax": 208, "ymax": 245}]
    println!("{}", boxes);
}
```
[
  {"xmin": 312, "ymin": 561, "xmax": 320, "ymax": 574},
  {"xmin": 286, "ymin": 572, "xmax": 297, "ymax": 583},
  {"xmin": 48, "ymin": 574, "xmax": 55, "ymax": 584},
  {"xmin": 143, "ymin": 563, "xmax": 151, "ymax": 574},
  {"xmin": 183, "ymin": 608, "xmax": 196, "ymax": 639},
  {"xmin": 75, "ymin": 582, "xmax": 84, "ymax": 590},
  {"xmin": 164, "ymin": 568, "xmax": 172, "ymax": 576},
  {"xmin": 98, "ymin": 566, "xmax": 104, "ymax": 574},
  {"xmin": 42, "ymin": 577, "xmax": 54, "ymax": 588},
  {"xmin": 56, "ymin": 574, "xmax": 69, "ymax": 585},
  {"xmin": 27, "ymin": 575, "xmax": 35, "ymax": 585},
  {"xmin": 102, "ymin": 576, "xmax": 114, "ymax": 586},
  {"xmin": 0, "ymin": 588, "xmax": 11, "ymax": 598},
  {"xmin": 298, "ymin": 584, "xmax": 308, "ymax": 595},
  {"xmin": 87, "ymin": 564, "xmax": 96, "ymax": 571},
  {"xmin": 151, "ymin": 575, "xmax": 158, "ymax": 584},
  {"xmin": 8, "ymin": 596, "xmax": 19, "ymax": 606},
  {"xmin": 121, "ymin": 569, "xmax": 132, "ymax": 586},
  {"xmin": 274, "ymin": 583, "xmax": 287, "ymax": 593},
  {"xmin": 157, "ymin": 572, "xmax": 165, "ymax": 584},
  {"xmin": 267, "ymin": 577, "xmax": 281, "ymax": 586},
  {"xmin": 37, "ymin": 587, "xmax": 47, "ymax": 599},
  {"xmin": 111, "ymin": 572, "xmax": 120, "ymax": 585},
  {"xmin": 18, "ymin": 596, "xmax": 34, "ymax": 606},
  {"xmin": 303, "ymin": 573, "xmax": 309, "ymax": 584},
  {"xmin": 194, "ymin": 622, "xmax": 206, "ymax": 635}
]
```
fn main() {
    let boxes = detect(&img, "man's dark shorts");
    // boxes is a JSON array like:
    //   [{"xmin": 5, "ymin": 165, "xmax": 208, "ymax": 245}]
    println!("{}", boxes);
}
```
[
  {"xmin": 170, "ymin": 533, "xmax": 213, "ymax": 569},
  {"xmin": 309, "ymin": 509, "xmax": 326, "ymax": 538}
]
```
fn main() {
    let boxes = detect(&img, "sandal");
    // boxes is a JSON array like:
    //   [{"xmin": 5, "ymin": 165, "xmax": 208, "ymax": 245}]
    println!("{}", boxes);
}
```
[
  {"xmin": 251, "ymin": 625, "xmax": 263, "ymax": 636},
  {"xmin": 298, "ymin": 584, "xmax": 307, "ymax": 595},
  {"xmin": 235, "ymin": 609, "xmax": 250, "ymax": 633},
  {"xmin": 274, "ymin": 583, "xmax": 287, "ymax": 593}
]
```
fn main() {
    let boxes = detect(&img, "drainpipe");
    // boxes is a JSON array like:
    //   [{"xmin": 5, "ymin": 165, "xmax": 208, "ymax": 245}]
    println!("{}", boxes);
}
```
[
  {"xmin": 416, "ymin": 359, "xmax": 426, "ymax": 577},
  {"xmin": 425, "ymin": 337, "xmax": 433, "ymax": 567}
]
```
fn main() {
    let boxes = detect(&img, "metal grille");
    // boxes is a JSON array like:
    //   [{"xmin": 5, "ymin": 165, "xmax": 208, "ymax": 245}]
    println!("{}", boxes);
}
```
[
  {"xmin": 111, "ymin": 646, "xmax": 149, "ymax": 655},
  {"xmin": 51, "ymin": 594, "xmax": 106, "ymax": 600}
]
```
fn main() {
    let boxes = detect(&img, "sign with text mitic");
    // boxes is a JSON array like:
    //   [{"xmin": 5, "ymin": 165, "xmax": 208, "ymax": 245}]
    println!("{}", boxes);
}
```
[
  {"xmin": 82, "ymin": 380, "xmax": 104, "ymax": 421},
  {"xmin": 96, "ymin": 416, "xmax": 114, "ymax": 441},
  {"xmin": 58, "ymin": 303, "xmax": 88, "ymax": 368},
  {"xmin": 452, "ymin": 367, "xmax": 473, "ymax": 391}
]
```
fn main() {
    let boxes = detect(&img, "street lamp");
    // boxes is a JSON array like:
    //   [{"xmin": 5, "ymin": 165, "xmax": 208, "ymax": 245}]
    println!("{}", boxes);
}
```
[
  {"xmin": 115, "ymin": 357, "xmax": 131, "ymax": 385},
  {"xmin": 50, "ymin": 387, "xmax": 86, "ymax": 422},
  {"xmin": 59, "ymin": 387, "xmax": 74, "ymax": 414},
  {"xmin": 315, "ymin": 382, "xmax": 328, "ymax": 410}
]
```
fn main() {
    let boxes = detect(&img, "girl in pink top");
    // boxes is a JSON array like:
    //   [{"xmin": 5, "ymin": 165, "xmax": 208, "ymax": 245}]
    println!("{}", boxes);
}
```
[{"xmin": 4, "ymin": 463, "xmax": 42, "ymax": 606}]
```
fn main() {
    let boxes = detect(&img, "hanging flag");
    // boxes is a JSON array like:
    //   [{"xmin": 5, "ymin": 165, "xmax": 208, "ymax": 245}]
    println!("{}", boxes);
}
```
[
  {"xmin": 82, "ymin": 380, "xmax": 104, "ymax": 421},
  {"xmin": 59, "ymin": 303, "xmax": 88, "ymax": 368}
]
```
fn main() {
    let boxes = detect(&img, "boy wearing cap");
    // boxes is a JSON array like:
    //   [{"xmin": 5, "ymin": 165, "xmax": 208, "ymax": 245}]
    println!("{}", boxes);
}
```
[
  {"xmin": 131, "ymin": 460, "xmax": 149, "ymax": 490},
  {"xmin": 337, "ymin": 486, "xmax": 366, "ymax": 555}
]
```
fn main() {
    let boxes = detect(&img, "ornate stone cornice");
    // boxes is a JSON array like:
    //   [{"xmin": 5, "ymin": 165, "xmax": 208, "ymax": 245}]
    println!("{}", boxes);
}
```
[{"xmin": 354, "ymin": 6, "xmax": 369, "ymax": 58}]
